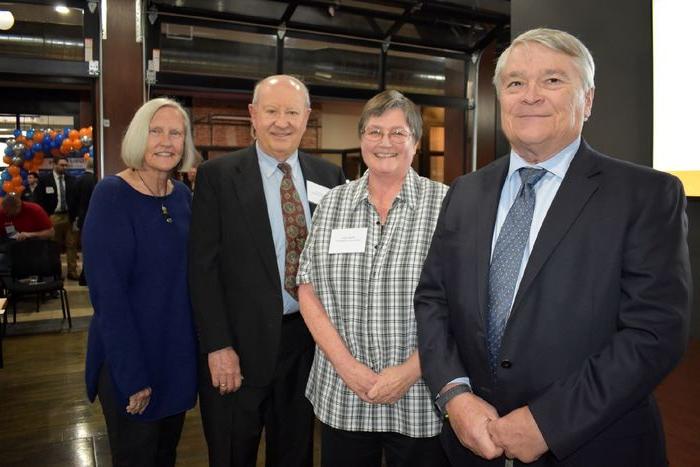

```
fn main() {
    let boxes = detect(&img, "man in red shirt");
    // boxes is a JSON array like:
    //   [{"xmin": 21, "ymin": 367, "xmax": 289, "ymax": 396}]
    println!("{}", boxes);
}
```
[{"xmin": 0, "ymin": 194, "xmax": 54, "ymax": 241}]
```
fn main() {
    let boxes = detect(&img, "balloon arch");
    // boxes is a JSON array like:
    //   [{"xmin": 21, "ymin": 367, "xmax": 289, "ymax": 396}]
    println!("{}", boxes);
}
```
[{"xmin": 2, "ymin": 127, "xmax": 93, "ymax": 196}]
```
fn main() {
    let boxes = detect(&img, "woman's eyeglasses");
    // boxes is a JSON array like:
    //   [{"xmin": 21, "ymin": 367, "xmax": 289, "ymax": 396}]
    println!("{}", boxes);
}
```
[{"xmin": 361, "ymin": 127, "xmax": 412, "ymax": 144}]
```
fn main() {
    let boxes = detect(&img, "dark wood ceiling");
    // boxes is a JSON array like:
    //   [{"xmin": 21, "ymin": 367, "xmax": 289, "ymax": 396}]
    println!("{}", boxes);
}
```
[{"xmin": 148, "ymin": 0, "xmax": 510, "ymax": 54}]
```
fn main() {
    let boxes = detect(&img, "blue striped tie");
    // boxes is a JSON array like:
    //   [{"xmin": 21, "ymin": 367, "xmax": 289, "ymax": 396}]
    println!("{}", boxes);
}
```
[{"xmin": 487, "ymin": 167, "xmax": 546, "ymax": 375}]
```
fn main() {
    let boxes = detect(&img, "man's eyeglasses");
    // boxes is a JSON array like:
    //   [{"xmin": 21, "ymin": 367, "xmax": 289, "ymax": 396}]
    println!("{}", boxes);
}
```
[{"xmin": 361, "ymin": 127, "xmax": 412, "ymax": 144}]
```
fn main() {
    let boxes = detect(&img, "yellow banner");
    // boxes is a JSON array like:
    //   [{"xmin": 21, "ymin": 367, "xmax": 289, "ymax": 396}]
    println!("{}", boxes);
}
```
[{"xmin": 669, "ymin": 171, "xmax": 700, "ymax": 197}]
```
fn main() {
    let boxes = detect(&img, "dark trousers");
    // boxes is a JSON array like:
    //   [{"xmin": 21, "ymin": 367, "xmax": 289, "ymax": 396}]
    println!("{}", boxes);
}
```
[
  {"xmin": 97, "ymin": 365, "xmax": 186, "ymax": 467},
  {"xmin": 198, "ymin": 313, "xmax": 315, "ymax": 467},
  {"xmin": 321, "ymin": 423, "xmax": 449, "ymax": 467}
]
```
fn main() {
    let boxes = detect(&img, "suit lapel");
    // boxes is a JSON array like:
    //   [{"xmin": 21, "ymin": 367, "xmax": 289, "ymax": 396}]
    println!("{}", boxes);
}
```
[
  {"xmin": 510, "ymin": 142, "xmax": 601, "ymax": 314},
  {"xmin": 230, "ymin": 147, "xmax": 279, "ymax": 286},
  {"xmin": 476, "ymin": 158, "xmax": 510, "ymax": 323}
]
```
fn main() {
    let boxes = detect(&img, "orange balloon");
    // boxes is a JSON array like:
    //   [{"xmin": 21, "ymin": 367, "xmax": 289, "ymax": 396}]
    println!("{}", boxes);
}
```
[
  {"xmin": 69, "ymin": 129, "xmax": 79, "ymax": 140},
  {"xmin": 2, "ymin": 181, "xmax": 12, "ymax": 193},
  {"xmin": 33, "ymin": 131, "xmax": 44, "ymax": 142},
  {"xmin": 7, "ymin": 166, "xmax": 19, "ymax": 176},
  {"xmin": 49, "ymin": 130, "xmax": 56, "ymax": 139},
  {"xmin": 79, "ymin": 128, "xmax": 88, "ymax": 138},
  {"xmin": 84, "ymin": 153, "xmax": 91, "ymax": 160},
  {"xmin": 72, "ymin": 139, "xmax": 82, "ymax": 151},
  {"xmin": 2, "ymin": 156, "xmax": 10, "ymax": 164},
  {"xmin": 50, "ymin": 148, "xmax": 60, "ymax": 157},
  {"xmin": 11, "ymin": 175, "xmax": 21, "ymax": 185},
  {"xmin": 16, "ymin": 135, "xmax": 26, "ymax": 144},
  {"xmin": 15, "ymin": 185, "xmax": 25, "ymax": 194}
]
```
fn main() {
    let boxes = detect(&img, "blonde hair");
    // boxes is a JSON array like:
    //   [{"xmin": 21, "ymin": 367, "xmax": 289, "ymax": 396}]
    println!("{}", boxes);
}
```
[
  {"xmin": 493, "ymin": 28, "xmax": 595, "ymax": 95},
  {"xmin": 121, "ymin": 97, "xmax": 197, "ymax": 171}
]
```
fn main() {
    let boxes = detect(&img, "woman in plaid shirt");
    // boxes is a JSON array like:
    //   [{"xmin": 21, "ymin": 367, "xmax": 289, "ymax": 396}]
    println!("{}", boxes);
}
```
[{"xmin": 297, "ymin": 90, "xmax": 450, "ymax": 467}]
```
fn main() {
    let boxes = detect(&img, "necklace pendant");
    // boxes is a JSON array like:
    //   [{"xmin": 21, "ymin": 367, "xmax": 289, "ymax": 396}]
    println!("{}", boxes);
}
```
[{"xmin": 161, "ymin": 204, "xmax": 173, "ymax": 223}]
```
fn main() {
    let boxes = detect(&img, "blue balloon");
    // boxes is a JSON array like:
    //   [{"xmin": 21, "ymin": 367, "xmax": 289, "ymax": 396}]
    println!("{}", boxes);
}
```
[
  {"xmin": 13, "ymin": 129, "xmax": 21, "ymax": 138},
  {"xmin": 55, "ymin": 133, "xmax": 64, "ymax": 144},
  {"xmin": 26, "ymin": 129, "xmax": 34, "ymax": 139},
  {"xmin": 1, "ymin": 171, "xmax": 11, "ymax": 181},
  {"xmin": 51, "ymin": 139, "xmax": 59, "ymax": 149},
  {"xmin": 63, "ymin": 127, "xmax": 70, "ymax": 137},
  {"xmin": 3, "ymin": 146, "xmax": 11, "ymax": 156},
  {"xmin": 89, "ymin": 148, "xmax": 94, "ymax": 157},
  {"xmin": 23, "ymin": 151, "xmax": 33, "ymax": 160},
  {"xmin": 43, "ymin": 134, "xmax": 51, "ymax": 144},
  {"xmin": 20, "ymin": 168, "xmax": 27, "ymax": 178}
]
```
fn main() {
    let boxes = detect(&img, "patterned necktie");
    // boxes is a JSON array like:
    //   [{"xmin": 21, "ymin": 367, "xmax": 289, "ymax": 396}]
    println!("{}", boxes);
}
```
[
  {"xmin": 59, "ymin": 175, "xmax": 66, "ymax": 212},
  {"xmin": 278, "ymin": 162, "xmax": 308, "ymax": 300},
  {"xmin": 487, "ymin": 167, "xmax": 546, "ymax": 375}
]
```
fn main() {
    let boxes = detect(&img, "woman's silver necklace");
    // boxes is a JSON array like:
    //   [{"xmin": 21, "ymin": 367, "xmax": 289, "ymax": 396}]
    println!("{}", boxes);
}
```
[{"xmin": 135, "ymin": 169, "xmax": 173, "ymax": 223}]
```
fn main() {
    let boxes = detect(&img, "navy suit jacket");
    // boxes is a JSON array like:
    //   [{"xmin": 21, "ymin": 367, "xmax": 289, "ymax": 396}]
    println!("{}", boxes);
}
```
[
  {"xmin": 415, "ymin": 141, "xmax": 691, "ymax": 466},
  {"xmin": 188, "ymin": 146, "xmax": 346, "ymax": 387}
]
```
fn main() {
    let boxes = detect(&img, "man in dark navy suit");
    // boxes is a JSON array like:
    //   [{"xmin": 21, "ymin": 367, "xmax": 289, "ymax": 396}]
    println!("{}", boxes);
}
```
[
  {"xmin": 415, "ymin": 28, "xmax": 691, "ymax": 467},
  {"xmin": 37, "ymin": 156, "xmax": 79, "ymax": 279}
]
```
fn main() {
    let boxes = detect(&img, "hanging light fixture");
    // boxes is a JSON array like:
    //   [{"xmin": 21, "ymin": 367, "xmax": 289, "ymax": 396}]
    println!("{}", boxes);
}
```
[{"xmin": 0, "ymin": 11, "xmax": 14, "ymax": 30}]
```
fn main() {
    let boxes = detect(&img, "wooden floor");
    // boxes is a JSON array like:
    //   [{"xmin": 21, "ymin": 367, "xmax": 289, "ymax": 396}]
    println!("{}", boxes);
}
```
[{"xmin": 1, "ymin": 285, "xmax": 698, "ymax": 466}]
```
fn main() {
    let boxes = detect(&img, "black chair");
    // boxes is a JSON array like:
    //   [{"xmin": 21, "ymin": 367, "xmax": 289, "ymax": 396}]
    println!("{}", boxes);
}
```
[{"xmin": 1, "ymin": 239, "xmax": 71, "ymax": 328}]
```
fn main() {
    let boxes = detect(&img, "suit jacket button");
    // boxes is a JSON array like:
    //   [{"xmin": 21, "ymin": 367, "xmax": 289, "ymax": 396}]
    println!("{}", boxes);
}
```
[{"xmin": 500, "ymin": 360, "xmax": 512, "ymax": 369}]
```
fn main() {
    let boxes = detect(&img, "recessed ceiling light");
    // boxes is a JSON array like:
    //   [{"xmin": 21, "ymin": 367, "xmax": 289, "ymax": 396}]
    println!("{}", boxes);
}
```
[
  {"xmin": 55, "ymin": 5, "xmax": 70, "ymax": 14},
  {"xmin": 0, "ymin": 10, "xmax": 14, "ymax": 30}
]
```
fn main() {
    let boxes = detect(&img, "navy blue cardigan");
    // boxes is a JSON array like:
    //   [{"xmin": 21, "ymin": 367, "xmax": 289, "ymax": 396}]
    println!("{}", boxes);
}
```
[{"xmin": 83, "ymin": 176, "xmax": 197, "ymax": 421}]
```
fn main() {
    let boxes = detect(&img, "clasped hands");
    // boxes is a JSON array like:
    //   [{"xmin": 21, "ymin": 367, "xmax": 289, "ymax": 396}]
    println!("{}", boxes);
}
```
[
  {"xmin": 445, "ymin": 392, "xmax": 548, "ymax": 463},
  {"xmin": 338, "ymin": 359, "xmax": 418, "ymax": 405}
]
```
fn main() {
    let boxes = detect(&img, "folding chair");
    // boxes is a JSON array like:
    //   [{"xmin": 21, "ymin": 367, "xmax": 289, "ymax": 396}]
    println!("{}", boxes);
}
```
[{"xmin": 1, "ymin": 239, "xmax": 71, "ymax": 328}]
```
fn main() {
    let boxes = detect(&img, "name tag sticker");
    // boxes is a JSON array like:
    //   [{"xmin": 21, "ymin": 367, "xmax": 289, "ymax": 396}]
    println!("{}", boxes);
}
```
[
  {"xmin": 4, "ymin": 224, "xmax": 17, "ymax": 237},
  {"xmin": 45, "ymin": 186, "xmax": 55, "ymax": 194},
  {"xmin": 328, "ymin": 228, "xmax": 367, "ymax": 254},
  {"xmin": 307, "ymin": 181, "xmax": 330, "ymax": 205}
]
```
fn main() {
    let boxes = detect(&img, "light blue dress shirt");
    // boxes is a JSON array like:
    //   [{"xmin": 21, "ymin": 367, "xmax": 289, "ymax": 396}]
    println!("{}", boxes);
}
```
[
  {"xmin": 447, "ymin": 137, "xmax": 580, "ymax": 391},
  {"xmin": 256, "ymin": 143, "xmax": 312, "ymax": 315}
]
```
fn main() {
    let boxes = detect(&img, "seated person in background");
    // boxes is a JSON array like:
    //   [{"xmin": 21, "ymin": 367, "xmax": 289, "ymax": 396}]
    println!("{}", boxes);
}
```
[{"xmin": 0, "ymin": 194, "xmax": 54, "ymax": 241}]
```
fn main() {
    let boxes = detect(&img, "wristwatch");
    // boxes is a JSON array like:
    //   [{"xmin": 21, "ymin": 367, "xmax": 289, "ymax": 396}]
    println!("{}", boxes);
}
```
[{"xmin": 435, "ymin": 384, "xmax": 472, "ymax": 419}]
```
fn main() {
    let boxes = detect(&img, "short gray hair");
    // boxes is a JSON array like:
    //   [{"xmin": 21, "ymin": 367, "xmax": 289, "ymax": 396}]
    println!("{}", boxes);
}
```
[
  {"xmin": 121, "ymin": 97, "xmax": 197, "ymax": 172},
  {"xmin": 251, "ymin": 75, "xmax": 311, "ymax": 108},
  {"xmin": 358, "ymin": 90, "xmax": 422, "ymax": 142},
  {"xmin": 493, "ymin": 28, "xmax": 595, "ymax": 94}
]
